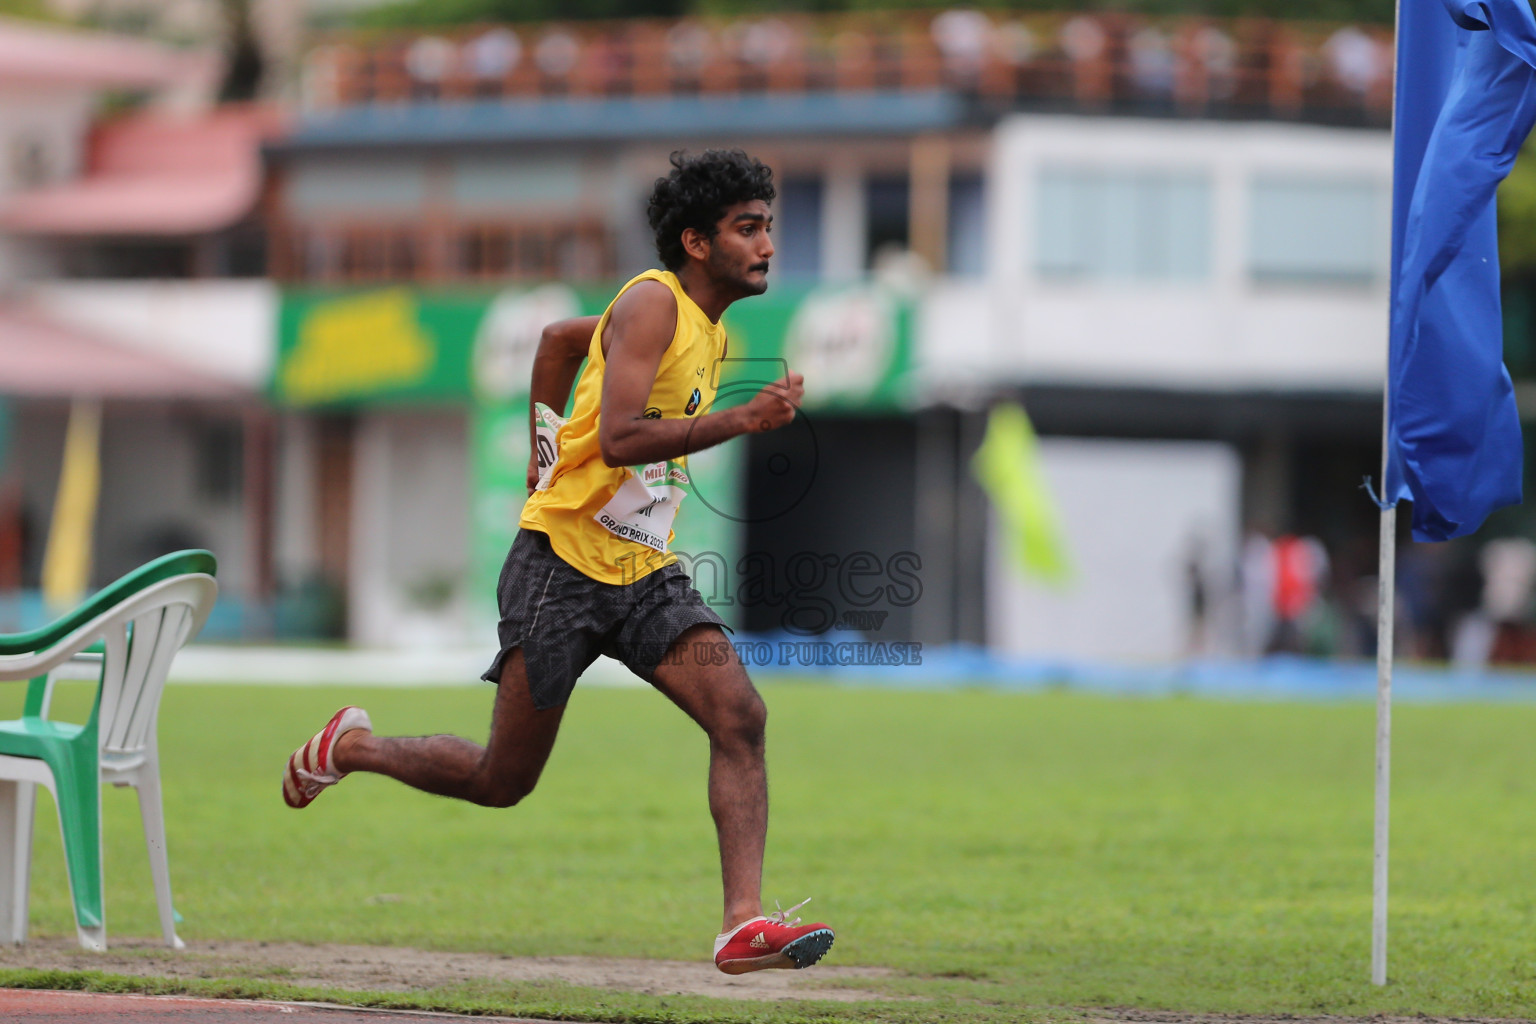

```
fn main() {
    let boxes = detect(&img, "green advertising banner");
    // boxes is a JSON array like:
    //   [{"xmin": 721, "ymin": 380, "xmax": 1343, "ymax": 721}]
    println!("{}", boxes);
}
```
[
  {"xmin": 469, "ymin": 402, "xmax": 531, "ymax": 622},
  {"xmin": 463, "ymin": 285, "xmax": 596, "ymax": 618},
  {"xmin": 274, "ymin": 281, "xmax": 915, "ymax": 410},
  {"xmin": 274, "ymin": 281, "xmax": 915, "ymax": 629},
  {"xmin": 275, "ymin": 288, "xmax": 488, "ymax": 406}
]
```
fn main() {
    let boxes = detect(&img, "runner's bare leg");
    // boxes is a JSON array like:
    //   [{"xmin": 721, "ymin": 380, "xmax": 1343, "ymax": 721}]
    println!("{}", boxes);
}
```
[
  {"xmin": 648, "ymin": 623, "xmax": 768, "ymax": 932},
  {"xmin": 330, "ymin": 648, "xmax": 565, "ymax": 807}
]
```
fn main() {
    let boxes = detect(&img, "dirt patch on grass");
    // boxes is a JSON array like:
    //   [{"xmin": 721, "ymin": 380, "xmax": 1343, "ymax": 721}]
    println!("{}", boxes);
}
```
[{"xmin": 0, "ymin": 937, "xmax": 898, "ymax": 1002}]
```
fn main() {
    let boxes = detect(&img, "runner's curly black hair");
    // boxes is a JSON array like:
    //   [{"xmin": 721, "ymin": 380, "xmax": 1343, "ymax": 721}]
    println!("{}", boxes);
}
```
[{"xmin": 647, "ymin": 149, "xmax": 776, "ymax": 272}]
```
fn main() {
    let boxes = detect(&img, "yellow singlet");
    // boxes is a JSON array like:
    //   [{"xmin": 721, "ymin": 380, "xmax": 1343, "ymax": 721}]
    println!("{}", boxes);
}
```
[{"xmin": 520, "ymin": 269, "xmax": 725, "ymax": 585}]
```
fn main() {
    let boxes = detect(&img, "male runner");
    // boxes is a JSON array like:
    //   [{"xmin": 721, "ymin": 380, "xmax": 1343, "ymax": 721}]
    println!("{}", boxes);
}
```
[{"xmin": 281, "ymin": 149, "xmax": 834, "ymax": 975}]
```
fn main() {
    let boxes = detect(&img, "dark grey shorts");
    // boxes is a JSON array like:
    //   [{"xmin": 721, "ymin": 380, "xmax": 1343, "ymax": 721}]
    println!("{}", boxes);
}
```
[{"xmin": 481, "ymin": 529, "xmax": 730, "ymax": 709}]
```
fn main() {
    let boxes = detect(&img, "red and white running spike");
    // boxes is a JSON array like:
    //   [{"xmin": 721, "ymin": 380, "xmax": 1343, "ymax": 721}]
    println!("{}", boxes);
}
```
[
  {"xmin": 282, "ymin": 706, "xmax": 371, "ymax": 809},
  {"xmin": 713, "ymin": 898, "xmax": 834, "ymax": 974}
]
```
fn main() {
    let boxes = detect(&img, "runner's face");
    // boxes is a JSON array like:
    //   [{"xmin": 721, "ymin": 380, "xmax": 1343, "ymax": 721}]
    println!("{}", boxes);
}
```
[{"xmin": 704, "ymin": 199, "xmax": 774, "ymax": 296}]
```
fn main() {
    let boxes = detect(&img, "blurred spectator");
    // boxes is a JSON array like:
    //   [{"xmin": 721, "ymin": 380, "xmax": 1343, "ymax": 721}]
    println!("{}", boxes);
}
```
[
  {"xmin": 587, "ymin": 30, "xmax": 632, "ymax": 95},
  {"xmin": 1438, "ymin": 541, "xmax": 1486, "ymax": 656},
  {"xmin": 1396, "ymin": 541, "xmax": 1448, "ymax": 660},
  {"xmin": 1128, "ymin": 26, "xmax": 1175, "ymax": 98},
  {"xmin": 405, "ymin": 35, "xmax": 454, "ymax": 94},
  {"xmin": 666, "ymin": 22, "xmax": 714, "ymax": 72},
  {"xmin": 994, "ymin": 21, "xmax": 1036, "ymax": 66},
  {"xmin": 1183, "ymin": 533, "xmax": 1213, "ymax": 656},
  {"xmin": 1194, "ymin": 25, "xmax": 1238, "ymax": 99},
  {"xmin": 932, "ymin": 9, "xmax": 992, "ymax": 84},
  {"xmin": 1059, "ymin": 16, "xmax": 1107, "ymax": 63},
  {"xmin": 307, "ymin": 10, "xmax": 1393, "ymax": 127},
  {"xmin": 535, "ymin": 30, "xmax": 580, "ymax": 78},
  {"xmin": 1337, "ymin": 569, "xmax": 1379, "ymax": 659},
  {"xmin": 734, "ymin": 19, "xmax": 795, "ymax": 66},
  {"xmin": 1240, "ymin": 529, "xmax": 1275, "ymax": 657},
  {"xmin": 1268, "ymin": 534, "xmax": 1329, "ymax": 654},
  {"xmin": 465, "ymin": 29, "xmax": 521, "ymax": 82},
  {"xmin": 1323, "ymin": 26, "xmax": 1385, "ymax": 94},
  {"xmin": 1453, "ymin": 537, "xmax": 1536, "ymax": 668}
]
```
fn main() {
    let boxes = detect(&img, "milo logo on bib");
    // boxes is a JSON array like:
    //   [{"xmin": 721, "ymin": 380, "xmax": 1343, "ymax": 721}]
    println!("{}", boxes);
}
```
[{"xmin": 596, "ymin": 459, "xmax": 691, "ymax": 553}]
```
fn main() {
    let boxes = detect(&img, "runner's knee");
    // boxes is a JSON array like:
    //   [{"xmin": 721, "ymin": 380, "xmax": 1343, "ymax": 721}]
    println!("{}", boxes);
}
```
[
  {"xmin": 711, "ymin": 688, "xmax": 766, "ymax": 752},
  {"xmin": 470, "ymin": 764, "xmax": 540, "ymax": 808},
  {"xmin": 475, "ymin": 778, "xmax": 535, "ymax": 808}
]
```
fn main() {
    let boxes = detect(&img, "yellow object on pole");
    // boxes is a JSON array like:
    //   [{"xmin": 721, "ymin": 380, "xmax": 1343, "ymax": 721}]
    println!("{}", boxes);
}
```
[
  {"xmin": 970, "ymin": 403, "xmax": 1072, "ymax": 585},
  {"xmin": 42, "ymin": 399, "xmax": 102, "ymax": 613}
]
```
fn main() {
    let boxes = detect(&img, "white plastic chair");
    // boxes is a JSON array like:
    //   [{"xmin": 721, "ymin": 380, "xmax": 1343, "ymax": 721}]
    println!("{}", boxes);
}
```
[{"xmin": 0, "ymin": 550, "xmax": 217, "ymax": 951}]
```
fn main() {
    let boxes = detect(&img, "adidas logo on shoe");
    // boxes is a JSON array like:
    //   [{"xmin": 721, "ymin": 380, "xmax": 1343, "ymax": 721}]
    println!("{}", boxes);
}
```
[{"xmin": 713, "ymin": 899, "xmax": 834, "ymax": 975}]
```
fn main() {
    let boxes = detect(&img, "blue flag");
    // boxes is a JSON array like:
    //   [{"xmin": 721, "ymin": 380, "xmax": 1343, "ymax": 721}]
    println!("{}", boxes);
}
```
[{"xmin": 1386, "ymin": 0, "xmax": 1536, "ymax": 541}]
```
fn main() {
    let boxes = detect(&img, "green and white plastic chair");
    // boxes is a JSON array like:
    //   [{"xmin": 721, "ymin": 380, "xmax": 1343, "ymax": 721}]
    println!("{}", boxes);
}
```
[{"xmin": 0, "ymin": 550, "xmax": 217, "ymax": 951}]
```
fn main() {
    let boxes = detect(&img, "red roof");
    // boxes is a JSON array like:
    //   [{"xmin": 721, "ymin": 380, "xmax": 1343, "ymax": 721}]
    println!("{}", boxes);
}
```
[
  {"xmin": 0, "ymin": 304, "xmax": 246, "ymax": 400},
  {"xmin": 0, "ymin": 105, "xmax": 284, "ymax": 237},
  {"xmin": 0, "ymin": 16, "xmax": 199, "ymax": 89}
]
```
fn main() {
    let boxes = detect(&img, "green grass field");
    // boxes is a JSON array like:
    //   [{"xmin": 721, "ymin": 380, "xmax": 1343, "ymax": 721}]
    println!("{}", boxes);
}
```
[{"xmin": 5, "ymin": 678, "xmax": 1536, "ymax": 1022}]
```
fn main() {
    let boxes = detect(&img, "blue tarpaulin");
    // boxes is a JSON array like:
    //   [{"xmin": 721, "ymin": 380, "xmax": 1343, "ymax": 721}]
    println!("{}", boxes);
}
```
[{"xmin": 1386, "ymin": 0, "xmax": 1536, "ymax": 540}]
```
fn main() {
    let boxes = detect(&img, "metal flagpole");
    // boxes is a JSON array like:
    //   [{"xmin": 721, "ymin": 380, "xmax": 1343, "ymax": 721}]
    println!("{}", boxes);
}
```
[
  {"xmin": 1372, "ymin": 465, "xmax": 1394, "ymax": 987},
  {"xmin": 1372, "ymin": 0, "xmax": 1402, "ymax": 987}
]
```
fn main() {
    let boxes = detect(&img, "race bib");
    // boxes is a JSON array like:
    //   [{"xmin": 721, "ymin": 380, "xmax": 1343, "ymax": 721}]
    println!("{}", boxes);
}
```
[
  {"xmin": 594, "ymin": 459, "xmax": 690, "ymax": 553},
  {"xmin": 533, "ymin": 402, "xmax": 565, "ymax": 491}
]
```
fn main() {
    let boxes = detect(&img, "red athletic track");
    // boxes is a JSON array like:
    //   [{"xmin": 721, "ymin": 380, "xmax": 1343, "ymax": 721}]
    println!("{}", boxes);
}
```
[{"xmin": 0, "ymin": 989, "xmax": 575, "ymax": 1023}]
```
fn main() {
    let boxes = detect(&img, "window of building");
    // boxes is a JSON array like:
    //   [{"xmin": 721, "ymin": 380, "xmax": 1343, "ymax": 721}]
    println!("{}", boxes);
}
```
[
  {"xmin": 339, "ymin": 228, "xmax": 421, "ymax": 281},
  {"xmin": 276, "ymin": 222, "xmax": 614, "ymax": 283},
  {"xmin": 1249, "ymin": 177, "xmax": 1385, "ymax": 285},
  {"xmin": 452, "ymin": 156, "xmax": 586, "ymax": 209},
  {"xmin": 276, "ymin": 226, "xmax": 420, "ymax": 282},
  {"xmin": 775, "ymin": 176, "xmax": 823, "ymax": 280},
  {"xmin": 286, "ymin": 161, "xmax": 427, "ymax": 216},
  {"xmin": 452, "ymin": 222, "xmax": 612, "ymax": 280},
  {"xmin": 948, "ymin": 173, "xmax": 986, "ymax": 277},
  {"xmin": 194, "ymin": 420, "xmax": 243, "ymax": 504},
  {"xmin": 1036, "ymin": 167, "xmax": 1211, "ymax": 281},
  {"xmin": 220, "ymin": 224, "xmax": 268, "ymax": 278},
  {"xmin": 57, "ymin": 241, "xmax": 194, "ymax": 278},
  {"xmin": 865, "ymin": 175, "xmax": 911, "ymax": 268}
]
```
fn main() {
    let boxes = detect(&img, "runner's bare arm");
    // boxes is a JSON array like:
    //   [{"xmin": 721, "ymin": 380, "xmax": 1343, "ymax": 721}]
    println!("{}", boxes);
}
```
[
  {"xmin": 527, "ymin": 315, "xmax": 602, "ymax": 491},
  {"xmin": 598, "ymin": 282, "xmax": 803, "ymax": 468}
]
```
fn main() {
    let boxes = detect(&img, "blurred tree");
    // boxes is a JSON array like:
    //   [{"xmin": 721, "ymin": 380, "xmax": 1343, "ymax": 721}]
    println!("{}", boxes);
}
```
[
  {"xmin": 0, "ymin": 0, "xmax": 68, "ymax": 23},
  {"xmin": 218, "ymin": 0, "xmax": 264, "ymax": 101},
  {"xmin": 1500, "ymin": 140, "xmax": 1536, "ymax": 277},
  {"xmin": 1499, "ymin": 143, "xmax": 1536, "ymax": 379}
]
